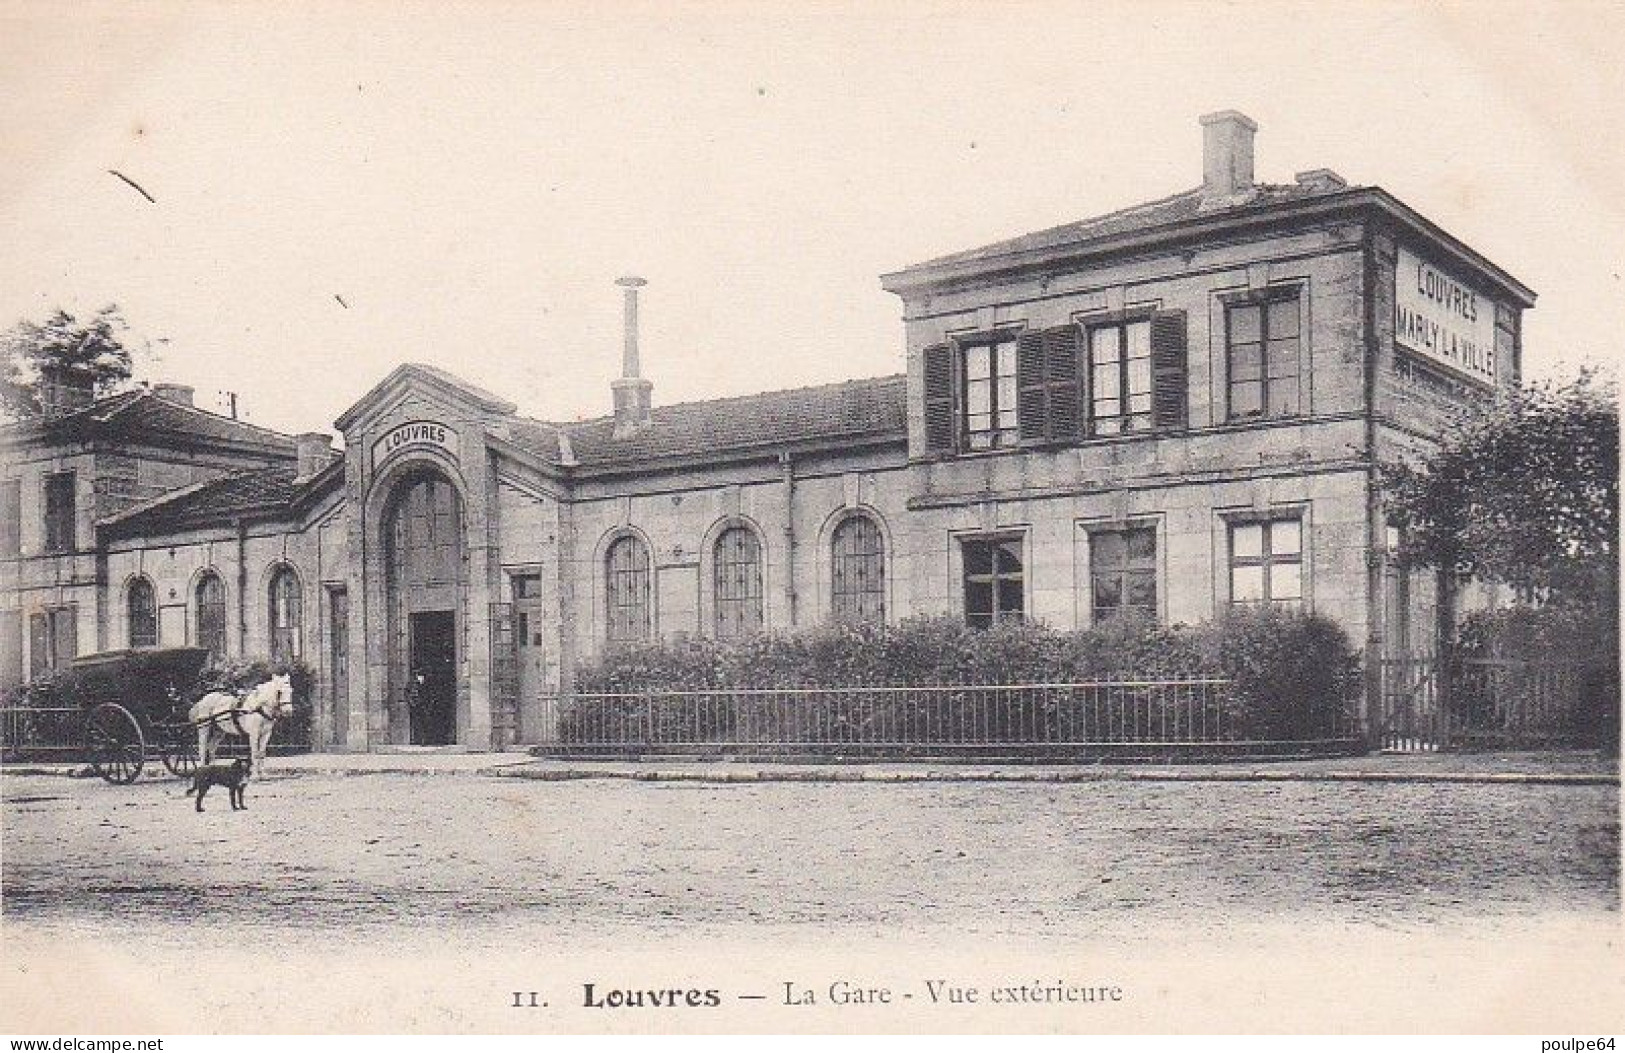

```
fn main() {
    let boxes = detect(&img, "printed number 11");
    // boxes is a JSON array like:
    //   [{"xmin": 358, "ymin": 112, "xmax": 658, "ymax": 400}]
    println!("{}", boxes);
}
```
[{"xmin": 512, "ymin": 991, "xmax": 546, "ymax": 1008}]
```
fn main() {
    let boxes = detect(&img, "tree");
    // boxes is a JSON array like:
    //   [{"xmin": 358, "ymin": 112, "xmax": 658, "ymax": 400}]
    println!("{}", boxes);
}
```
[
  {"xmin": 1381, "ymin": 368, "xmax": 1618, "ymax": 603},
  {"xmin": 0, "ymin": 306, "xmax": 136, "ymax": 421},
  {"xmin": 1382, "ymin": 369, "xmax": 1619, "ymax": 748}
]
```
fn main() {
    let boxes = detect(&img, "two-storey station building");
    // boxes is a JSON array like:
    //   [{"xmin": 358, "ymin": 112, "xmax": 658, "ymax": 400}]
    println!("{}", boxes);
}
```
[{"xmin": 0, "ymin": 112, "xmax": 1532, "ymax": 751}]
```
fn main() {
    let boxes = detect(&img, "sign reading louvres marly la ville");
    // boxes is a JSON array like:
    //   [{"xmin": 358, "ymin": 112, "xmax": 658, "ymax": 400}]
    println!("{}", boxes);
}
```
[
  {"xmin": 1395, "ymin": 246, "xmax": 1498, "ymax": 386},
  {"xmin": 371, "ymin": 420, "xmax": 456, "ymax": 467}
]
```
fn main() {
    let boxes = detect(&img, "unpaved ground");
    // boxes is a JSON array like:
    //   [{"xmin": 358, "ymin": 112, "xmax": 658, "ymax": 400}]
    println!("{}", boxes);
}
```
[{"xmin": 3, "ymin": 770, "xmax": 1617, "ymax": 941}]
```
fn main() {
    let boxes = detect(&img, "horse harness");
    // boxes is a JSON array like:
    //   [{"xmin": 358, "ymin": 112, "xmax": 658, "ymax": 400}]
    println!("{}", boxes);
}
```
[{"xmin": 200, "ymin": 691, "xmax": 283, "ymax": 737}]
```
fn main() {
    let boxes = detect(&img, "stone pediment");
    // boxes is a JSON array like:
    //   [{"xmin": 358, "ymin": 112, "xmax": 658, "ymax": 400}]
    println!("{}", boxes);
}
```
[{"xmin": 334, "ymin": 363, "xmax": 517, "ymax": 439}]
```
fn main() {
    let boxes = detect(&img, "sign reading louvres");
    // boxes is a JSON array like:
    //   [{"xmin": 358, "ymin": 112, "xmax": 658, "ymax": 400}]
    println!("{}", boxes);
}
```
[
  {"xmin": 372, "ymin": 420, "xmax": 457, "ymax": 467},
  {"xmin": 1395, "ymin": 246, "xmax": 1497, "ymax": 386},
  {"xmin": 921, "ymin": 313, "xmax": 1187, "ymax": 454}
]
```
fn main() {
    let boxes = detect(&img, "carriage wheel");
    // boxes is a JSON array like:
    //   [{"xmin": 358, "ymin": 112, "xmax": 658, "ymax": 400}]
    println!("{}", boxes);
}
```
[
  {"xmin": 86, "ymin": 703, "xmax": 145, "ymax": 785},
  {"xmin": 160, "ymin": 725, "xmax": 199, "ymax": 779}
]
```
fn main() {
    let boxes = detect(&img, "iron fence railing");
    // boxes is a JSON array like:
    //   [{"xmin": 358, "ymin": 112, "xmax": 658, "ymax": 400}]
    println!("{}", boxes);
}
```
[
  {"xmin": 1450, "ymin": 658, "xmax": 1616, "ymax": 749},
  {"xmin": 1377, "ymin": 654, "xmax": 1616, "ymax": 751},
  {"xmin": 1, "ymin": 703, "xmax": 311, "ymax": 763},
  {"xmin": 531, "ymin": 679, "xmax": 1361, "ymax": 757},
  {"xmin": 0, "ymin": 706, "xmax": 83, "ymax": 759}
]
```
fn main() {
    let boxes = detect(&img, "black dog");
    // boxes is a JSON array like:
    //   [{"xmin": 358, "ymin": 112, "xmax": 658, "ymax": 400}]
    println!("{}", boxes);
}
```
[{"xmin": 185, "ymin": 757, "xmax": 250, "ymax": 812}]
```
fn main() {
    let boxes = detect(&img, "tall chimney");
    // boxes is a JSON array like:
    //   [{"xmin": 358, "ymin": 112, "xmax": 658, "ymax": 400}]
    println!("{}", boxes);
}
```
[
  {"xmin": 611, "ymin": 275, "xmax": 653, "ymax": 438},
  {"xmin": 152, "ymin": 382, "xmax": 195, "ymax": 408},
  {"xmin": 1200, "ymin": 110, "xmax": 1257, "ymax": 206},
  {"xmin": 294, "ymin": 432, "xmax": 333, "ymax": 482}
]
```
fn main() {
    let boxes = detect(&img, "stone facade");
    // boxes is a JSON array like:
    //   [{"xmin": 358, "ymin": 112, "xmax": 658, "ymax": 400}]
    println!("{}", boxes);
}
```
[{"xmin": 0, "ymin": 113, "xmax": 1535, "ymax": 752}]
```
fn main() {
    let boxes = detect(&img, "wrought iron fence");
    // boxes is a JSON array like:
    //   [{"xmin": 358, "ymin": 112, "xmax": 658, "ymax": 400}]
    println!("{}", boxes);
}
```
[
  {"xmin": 1, "ymin": 703, "xmax": 311, "ymax": 763},
  {"xmin": 532, "ymin": 679, "xmax": 1362, "ymax": 759},
  {"xmin": 1377, "ymin": 654, "xmax": 1616, "ymax": 751},
  {"xmin": 0, "ymin": 706, "xmax": 83, "ymax": 760},
  {"xmin": 1450, "ymin": 658, "xmax": 1617, "ymax": 749}
]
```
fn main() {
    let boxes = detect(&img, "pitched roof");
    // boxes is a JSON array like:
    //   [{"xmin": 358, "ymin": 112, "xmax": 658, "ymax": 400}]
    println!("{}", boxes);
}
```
[
  {"xmin": 99, "ymin": 460, "xmax": 341, "ymax": 538},
  {"xmin": 334, "ymin": 362, "xmax": 517, "ymax": 430},
  {"xmin": 887, "ymin": 179, "xmax": 1357, "ymax": 282},
  {"xmin": 5, "ymin": 388, "xmax": 297, "ymax": 455},
  {"xmin": 501, "ymin": 374, "xmax": 908, "ymax": 472}
]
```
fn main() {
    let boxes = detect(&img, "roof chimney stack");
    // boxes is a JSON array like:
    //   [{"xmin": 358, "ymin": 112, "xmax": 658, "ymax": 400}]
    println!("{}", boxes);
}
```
[
  {"xmin": 294, "ymin": 432, "xmax": 333, "ymax": 482},
  {"xmin": 1200, "ymin": 110, "xmax": 1258, "ymax": 207},
  {"xmin": 611, "ymin": 275, "xmax": 653, "ymax": 438},
  {"xmin": 152, "ymin": 382, "xmax": 195, "ymax": 408}
]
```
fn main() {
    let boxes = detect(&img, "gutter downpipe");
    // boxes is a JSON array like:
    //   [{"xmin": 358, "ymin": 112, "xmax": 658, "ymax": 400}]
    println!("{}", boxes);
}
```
[
  {"xmin": 1362, "ymin": 219, "xmax": 1383, "ymax": 751},
  {"xmin": 237, "ymin": 517, "xmax": 250, "ymax": 657},
  {"xmin": 780, "ymin": 451, "xmax": 797, "ymax": 627}
]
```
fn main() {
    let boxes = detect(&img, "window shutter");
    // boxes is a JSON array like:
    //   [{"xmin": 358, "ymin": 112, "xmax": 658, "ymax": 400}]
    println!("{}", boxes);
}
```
[
  {"xmin": 1016, "ymin": 331, "xmax": 1048, "ymax": 442},
  {"xmin": 0, "ymin": 480, "xmax": 19, "ymax": 559},
  {"xmin": 1151, "ymin": 311, "xmax": 1189, "ymax": 430},
  {"xmin": 28, "ymin": 613, "xmax": 49, "ymax": 678},
  {"xmin": 1043, "ymin": 324, "xmax": 1083, "ymax": 441},
  {"xmin": 53, "ymin": 608, "xmax": 76, "ymax": 669},
  {"xmin": 922, "ymin": 342, "xmax": 957, "ymax": 454}
]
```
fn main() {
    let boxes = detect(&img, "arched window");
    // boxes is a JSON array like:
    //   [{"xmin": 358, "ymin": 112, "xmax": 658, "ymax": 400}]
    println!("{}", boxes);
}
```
[
  {"xmin": 127, "ymin": 577, "xmax": 158, "ymax": 648},
  {"xmin": 195, "ymin": 571, "xmax": 227, "ymax": 659},
  {"xmin": 831, "ymin": 515, "xmax": 885, "ymax": 623},
  {"xmin": 268, "ymin": 565, "xmax": 302, "ymax": 662},
  {"xmin": 713, "ymin": 526, "xmax": 763, "ymax": 638},
  {"xmin": 605, "ymin": 535, "xmax": 651, "ymax": 644}
]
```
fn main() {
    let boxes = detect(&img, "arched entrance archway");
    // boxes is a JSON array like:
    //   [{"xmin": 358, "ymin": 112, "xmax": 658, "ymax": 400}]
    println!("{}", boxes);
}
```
[{"xmin": 383, "ymin": 468, "xmax": 465, "ymax": 745}]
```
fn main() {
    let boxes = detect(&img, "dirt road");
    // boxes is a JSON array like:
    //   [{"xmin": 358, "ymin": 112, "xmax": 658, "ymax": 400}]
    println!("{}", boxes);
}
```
[{"xmin": 4, "ymin": 770, "xmax": 1616, "ymax": 940}]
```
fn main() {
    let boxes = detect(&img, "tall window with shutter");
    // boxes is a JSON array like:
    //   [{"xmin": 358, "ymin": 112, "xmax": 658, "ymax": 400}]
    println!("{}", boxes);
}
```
[
  {"xmin": 1086, "ymin": 313, "xmax": 1187, "ymax": 436},
  {"xmin": 924, "ymin": 314, "xmax": 1182, "ymax": 454},
  {"xmin": 962, "ymin": 337, "xmax": 1019, "ymax": 449}
]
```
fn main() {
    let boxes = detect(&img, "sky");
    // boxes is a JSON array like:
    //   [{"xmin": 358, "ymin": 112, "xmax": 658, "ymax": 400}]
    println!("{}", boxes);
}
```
[{"xmin": 1, "ymin": 0, "xmax": 1621, "ymax": 437}]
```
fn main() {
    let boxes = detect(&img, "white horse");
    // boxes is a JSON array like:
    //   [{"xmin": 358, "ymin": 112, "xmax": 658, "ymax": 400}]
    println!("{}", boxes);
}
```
[{"xmin": 189, "ymin": 673, "xmax": 295, "ymax": 780}]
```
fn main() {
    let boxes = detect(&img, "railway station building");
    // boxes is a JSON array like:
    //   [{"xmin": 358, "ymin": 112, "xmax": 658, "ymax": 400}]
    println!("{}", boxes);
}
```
[{"xmin": 0, "ymin": 112, "xmax": 1534, "ymax": 751}]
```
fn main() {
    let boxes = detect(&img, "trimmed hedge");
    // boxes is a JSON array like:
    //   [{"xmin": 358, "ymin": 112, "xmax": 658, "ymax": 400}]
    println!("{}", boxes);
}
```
[{"xmin": 570, "ymin": 609, "xmax": 1361, "ymax": 743}]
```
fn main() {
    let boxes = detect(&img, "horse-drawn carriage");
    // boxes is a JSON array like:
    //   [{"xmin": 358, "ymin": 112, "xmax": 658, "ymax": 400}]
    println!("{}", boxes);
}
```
[
  {"xmin": 6, "ymin": 647, "xmax": 296, "ymax": 786},
  {"xmin": 67, "ymin": 646, "xmax": 214, "ymax": 784}
]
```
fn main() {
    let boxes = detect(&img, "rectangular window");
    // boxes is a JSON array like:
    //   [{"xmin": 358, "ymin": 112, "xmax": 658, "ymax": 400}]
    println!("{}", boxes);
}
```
[
  {"xmin": 1089, "ymin": 320, "xmax": 1153, "ymax": 436},
  {"xmin": 962, "ymin": 536, "xmax": 1024, "ymax": 628},
  {"xmin": 1, "ymin": 480, "xmax": 19, "ymax": 558},
  {"xmin": 963, "ymin": 337, "xmax": 1019, "ymax": 449},
  {"xmin": 43, "ymin": 472, "xmax": 75, "ymax": 554},
  {"xmin": 511, "ymin": 573, "xmax": 542, "ymax": 600},
  {"xmin": 1229, "ymin": 518, "xmax": 1304, "ymax": 606},
  {"xmin": 1091, "ymin": 527, "xmax": 1157, "ymax": 623},
  {"xmin": 1227, "ymin": 295, "xmax": 1301, "ymax": 420}
]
